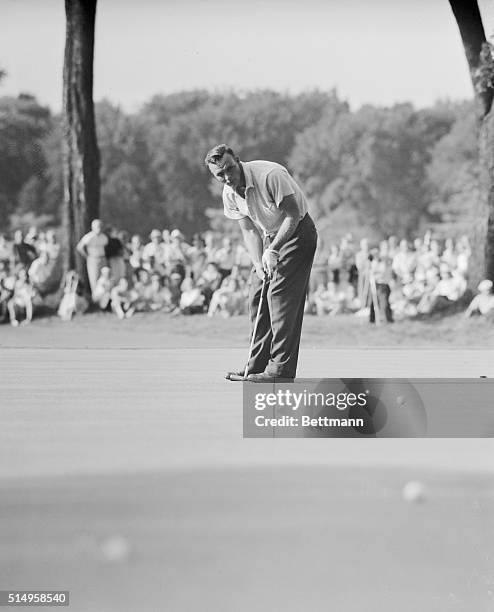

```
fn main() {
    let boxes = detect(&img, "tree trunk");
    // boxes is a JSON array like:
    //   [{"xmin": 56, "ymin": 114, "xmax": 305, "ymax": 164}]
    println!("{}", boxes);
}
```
[
  {"xmin": 62, "ymin": 0, "xmax": 100, "ymax": 289},
  {"xmin": 449, "ymin": 0, "xmax": 494, "ymax": 286}
]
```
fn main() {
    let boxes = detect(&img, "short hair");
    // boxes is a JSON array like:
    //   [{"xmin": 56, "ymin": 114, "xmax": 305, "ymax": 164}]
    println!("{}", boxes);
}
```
[{"xmin": 204, "ymin": 144, "xmax": 236, "ymax": 167}]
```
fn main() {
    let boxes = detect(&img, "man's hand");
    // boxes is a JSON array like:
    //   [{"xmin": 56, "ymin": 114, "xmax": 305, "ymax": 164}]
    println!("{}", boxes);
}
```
[
  {"xmin": 262, "ymin": 249, "xmax": 279, "ymax": 278},
  {"xmin": 254, "ymin": 263, "xmax": 265, "ymax": 280}
]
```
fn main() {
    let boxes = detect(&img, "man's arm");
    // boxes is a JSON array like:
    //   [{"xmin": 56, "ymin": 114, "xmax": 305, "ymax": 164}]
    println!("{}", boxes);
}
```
[
  {"xmin": 268, "ymin": 194, "xmax": 300, "ymax": 252},
  {"xmin": 76, "ymin": 234, "xmax": 88, "ymax": 258},
  {"xmin": 238, "ymin": 217, "xmax": 264, "ymax": 279},
  {"xmin": 261, "ymin": 195, "xmax": 300, "ymax": 277}
]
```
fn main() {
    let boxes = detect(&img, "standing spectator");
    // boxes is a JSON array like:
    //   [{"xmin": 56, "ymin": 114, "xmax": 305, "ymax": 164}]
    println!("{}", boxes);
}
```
[
  {"xmin": 369, "ymin": 251, "xmax": 394, "ymax": 324},
  {"xmin": 392, "ymin": 239, "xmax": 415, "ymax": 281},
  {"xmin": 76, "ymin": 219, "xmax": 109, "ymax": 295},
  {"xmin": 142, "ymin": 229, "xmax": 163, "ymax": 273},
  {"xmin": 168, "ymin": 229, "xmax": 189, "ymax": 270},
  {"xmin": 0, "ymin": 234, "xmax": 13, "ymax": 265},
  {"xmin": 328, "ymin": 244, "xmax": 342, "ymax": 284},
  {"xmin": 441, "ymin": 238, "xmax": 457, "ymax": 269},
  {"xmin": 13, "ymin": 230, "xmax": 37, "ymax": 269},
  {"xmin": 339, "ymin": 235, "xmax": 356, "ymax": 284},
  {"xmin": 0, "ymin": 261, "xmax": 14, "ymax": 322},
  {"xmin": 355, "ymin": 238, "xmax": 370, "ymax": 304},
  {"xmin": 128, "ymin": 234, "xmax": 143, "ymax": 271},
  {"xmin": 456, "ymin": 236, "xmax": 471, "ymax": 277}
]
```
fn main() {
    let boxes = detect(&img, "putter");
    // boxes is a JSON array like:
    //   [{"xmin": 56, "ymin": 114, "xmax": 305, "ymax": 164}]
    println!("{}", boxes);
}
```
[{"xmin": 227, "ymin": 274, "xmax": 268, "ymax": 381}]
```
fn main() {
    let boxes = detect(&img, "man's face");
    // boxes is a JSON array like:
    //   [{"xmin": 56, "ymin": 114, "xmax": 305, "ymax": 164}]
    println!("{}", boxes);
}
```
[{"xmin": 208, "ymin": 153, "xmax": 242, "ymax": 189}]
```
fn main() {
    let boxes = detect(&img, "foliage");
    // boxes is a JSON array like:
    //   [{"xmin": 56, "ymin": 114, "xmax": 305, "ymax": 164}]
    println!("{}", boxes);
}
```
[{"xmin": 0, "ymin": 90, "xmax": 478, "ymax": 242}]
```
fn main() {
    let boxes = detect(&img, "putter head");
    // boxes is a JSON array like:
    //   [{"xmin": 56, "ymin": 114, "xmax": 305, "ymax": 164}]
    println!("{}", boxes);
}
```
[{"xmin": 226, "ymin": 373, "xmax": 247, "ymax": 381}]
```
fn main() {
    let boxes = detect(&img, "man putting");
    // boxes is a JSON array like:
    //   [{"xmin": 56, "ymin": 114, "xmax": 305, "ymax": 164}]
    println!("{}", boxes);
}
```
[{"xmin": 205, "ymin": 144, "xmax": 317, "ymax": 382}]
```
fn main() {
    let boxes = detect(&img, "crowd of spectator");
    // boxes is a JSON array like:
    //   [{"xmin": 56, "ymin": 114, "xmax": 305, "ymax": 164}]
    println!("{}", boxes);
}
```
[{"xmin": 1, "ymin": 222, "xmax": 493, "ymax": 327}]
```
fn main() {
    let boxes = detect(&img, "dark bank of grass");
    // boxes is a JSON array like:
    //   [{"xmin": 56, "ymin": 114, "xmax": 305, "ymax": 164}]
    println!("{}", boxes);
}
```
[{"xmin": 1, "ymin": 308, "xmax": 493, "ymax": 349}]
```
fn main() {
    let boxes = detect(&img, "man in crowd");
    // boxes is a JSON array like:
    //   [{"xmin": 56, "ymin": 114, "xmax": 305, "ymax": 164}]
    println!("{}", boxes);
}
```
[
  {"xmin": 205, "ymin": 143, "xmax": 317, "ymax": 382},
  {"xmin": 76, "ymin": 219, "xmax": 109, "ymax": 295}
]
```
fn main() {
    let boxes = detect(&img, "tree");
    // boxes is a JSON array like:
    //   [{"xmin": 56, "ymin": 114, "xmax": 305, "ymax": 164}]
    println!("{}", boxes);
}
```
[
  {"xmin": 449, "ymin": 0, "xmax": 494, "ymax": 283},
  {"xmin": 0, "ymin": 94, "xmax": 53, "ymax": 227},
  {"xmin": 62, "ymin": 0, "xmax": 100, "ymax": 284}
]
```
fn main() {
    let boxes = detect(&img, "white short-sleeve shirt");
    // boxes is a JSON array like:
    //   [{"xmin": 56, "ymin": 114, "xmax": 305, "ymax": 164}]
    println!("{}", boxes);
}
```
[{"xmin": 222, "ymin": 161, "xmax": 308, "ymax": 235}]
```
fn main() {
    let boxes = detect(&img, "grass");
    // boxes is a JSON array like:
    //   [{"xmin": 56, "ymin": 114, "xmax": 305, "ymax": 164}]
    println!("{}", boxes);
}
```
[{"xmin": 1, "ymin": 308, "xmax": 494, "ymax": 348}]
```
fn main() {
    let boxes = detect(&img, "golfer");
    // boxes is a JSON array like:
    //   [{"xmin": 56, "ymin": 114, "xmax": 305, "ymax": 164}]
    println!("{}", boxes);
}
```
[{"xmin": 205, "ymin": 144, "xmax": 317, "ymax": 382}]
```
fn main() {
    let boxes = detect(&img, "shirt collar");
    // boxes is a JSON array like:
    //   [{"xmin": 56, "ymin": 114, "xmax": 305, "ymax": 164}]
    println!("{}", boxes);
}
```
[{"xmin": 240, "ymin": 161, "xmax": 254, "ymax": 191}]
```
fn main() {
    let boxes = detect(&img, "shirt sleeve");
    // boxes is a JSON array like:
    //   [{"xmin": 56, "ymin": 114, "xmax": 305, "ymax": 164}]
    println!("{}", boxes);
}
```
[
  {"xmin": 78, "ymin": 232, "xmax": 92, "ymax": 248},
  {"xmin": 265, "ymin": 169, "xmax": 296, "ymax": 207},
  {"xmin": 223, "ymin": 189, "xmax": 247, "ymax": 220}
]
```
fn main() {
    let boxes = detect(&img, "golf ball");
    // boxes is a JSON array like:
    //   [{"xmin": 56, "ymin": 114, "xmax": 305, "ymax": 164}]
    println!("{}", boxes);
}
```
[
  {"xmin": 402, "ymin": 480, "xmax": 426, "ymax": 503},
  {"xmin": 100, "ymin": 535, "xmax": 131, "ymax": 563}
]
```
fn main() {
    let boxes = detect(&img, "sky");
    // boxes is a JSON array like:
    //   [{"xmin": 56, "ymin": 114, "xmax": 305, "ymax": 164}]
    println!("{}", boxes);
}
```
[{"xmin": 1, "ymin": 0, "xmax": 494, "ymax": 112}]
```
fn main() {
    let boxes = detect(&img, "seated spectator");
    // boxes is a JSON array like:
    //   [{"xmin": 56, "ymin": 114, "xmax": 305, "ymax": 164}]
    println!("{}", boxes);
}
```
[
  {"xmin": 133, "ymin": 268, "xmax": 153, "ymax": 311},
  {"xmin": 92, "ymin": 266, "xmax": 112, "ymax": 310},
  {"xmin": 313, "ymin": 281, "xmax": 341, "ymax": 316},
  {"xmin": 167, "ymin": 271, "xmax": 184, "ymax": 312},
  {"xmin": 208, "ymin": 276, "xmax": 245, "ymax": 317},
  {"xmin": 105, "ymin": 227, "xmax": 126, "ymax": 286},
  {"xmin": 28, "ymin": 251, "xmax": 53, "ymax": 296},
  {"xmin": 148, "ymin": 273, "xmax": 172, "ymax": 312},
  {"xmin": 197, "ymin": 262, "xmax": 223, "ymax": 307},
  {"xmin": 7, "ymin": 268, "xmax": 35, "ymax": 326},
  {"xmin": 58, "ymin": 271, "xmax": 88, "ymax": 321},
  {"xmin": 341, "ymin": 284, "xmax": 361, "ymax": 313},
  {"xmin": 190, "ymin": 251, "xmax": 208, "ymax": 283},
  {"xmin": 177, "ymin": 276, "xmax": 205, "ymax": 315},
  {"xmin": 464, "ymin": 279, "xmax": 494, "ymax": 317},
  {"xmin": 418, "ymin": 265, "xmax": 466, "ymax": 314},
  {"xmin": 110, "ymin": 278, "xmax": 137, "ymax": 320},
  {"xmin": 416, "ymin": 267, "xmax": 440, "ymax": 314}
]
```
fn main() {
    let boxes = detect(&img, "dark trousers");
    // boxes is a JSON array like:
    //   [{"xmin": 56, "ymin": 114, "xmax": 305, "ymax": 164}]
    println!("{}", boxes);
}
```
[
  {"xmin": 247, "ymin": 214, "xmax": 317, "ymax": 378},
  {"xmin": 369, "ymin": 283, "xmax": 393, "ymax": 323}
]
